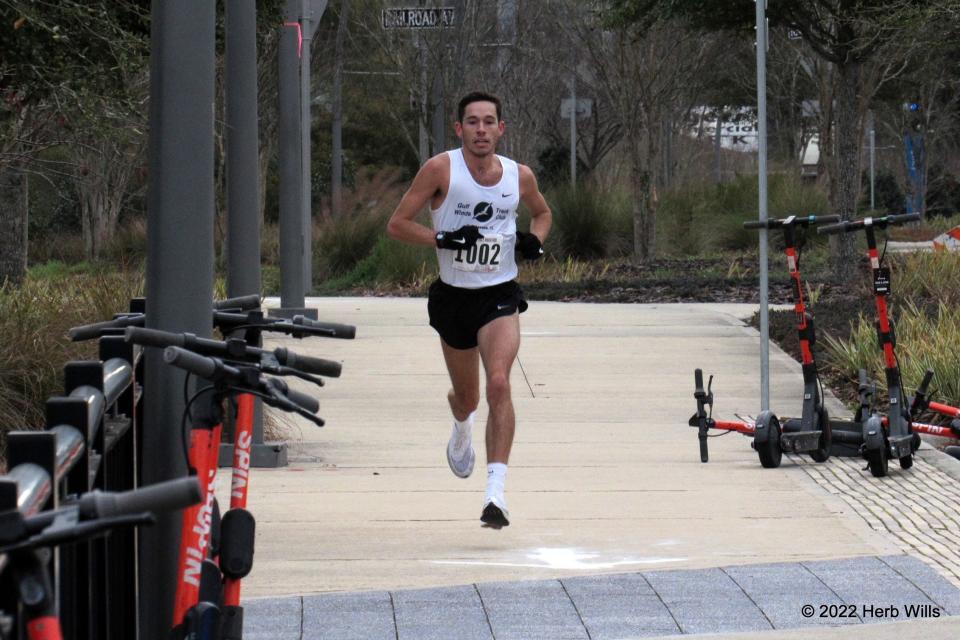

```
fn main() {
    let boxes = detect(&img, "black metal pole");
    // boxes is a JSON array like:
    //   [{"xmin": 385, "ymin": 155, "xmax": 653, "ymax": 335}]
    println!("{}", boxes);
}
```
[
  {"xmin": 276, "ymin": 1, "xmax": 314, "ymax": 319},
  {"xmin": 141, "ymin": 2, "xmax": 216, "ymax": 637},
  {"xmin": 226, "ymin": 0, "xmax": 261, "ymax": 301},
  {"xmin": 301, "ymin": 2, "xmax": 313, "ymax": 293}
]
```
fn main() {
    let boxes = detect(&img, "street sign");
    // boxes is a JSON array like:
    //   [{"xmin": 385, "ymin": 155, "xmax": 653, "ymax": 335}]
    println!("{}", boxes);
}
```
[
  {"xmin": 382, "ymin": 7, "xmax": 455, "ymax": 29},
  {"xmin": 561, "ymin": 98, "xmax": 592, "ymax": 119}
]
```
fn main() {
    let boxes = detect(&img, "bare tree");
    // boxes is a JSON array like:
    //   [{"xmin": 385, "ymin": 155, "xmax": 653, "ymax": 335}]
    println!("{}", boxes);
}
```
[{"xmin": 571, "ymin": 7, "xmax": 718, "ymax": 260}]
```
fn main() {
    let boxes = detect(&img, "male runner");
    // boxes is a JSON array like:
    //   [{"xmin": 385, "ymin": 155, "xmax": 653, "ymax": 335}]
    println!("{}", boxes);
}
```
[{"xmin": 386, "ymin": 91, "xmax": 552, "ymax": 528}]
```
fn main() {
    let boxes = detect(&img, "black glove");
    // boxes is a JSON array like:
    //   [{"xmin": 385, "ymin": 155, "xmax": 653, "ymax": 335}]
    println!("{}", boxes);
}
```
[
  {"xmin": 515, "ymin": 231, "xmax": 544, "ymax": 260},
  {"xmin": 435, "ymin": 225, "xmax": 482, "ymax": 250}
]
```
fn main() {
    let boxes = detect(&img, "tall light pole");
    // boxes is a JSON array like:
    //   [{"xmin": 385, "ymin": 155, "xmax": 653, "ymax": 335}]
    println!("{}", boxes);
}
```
[{"xmin": 756, "ymin": 0, "xmax": 770, "ymax": 410}]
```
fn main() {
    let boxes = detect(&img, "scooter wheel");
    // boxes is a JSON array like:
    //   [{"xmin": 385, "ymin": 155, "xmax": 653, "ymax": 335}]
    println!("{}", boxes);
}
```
[
  {"xmin": 756, "ymin": 414, "xmax": 783, "ymax": 469},
  {"xmin": 899, "ymin": 454, "xmax": 913, "ymax": 469},
  {"xmin": 809, "ymin": 406, "xmax": 831, "ymax": 463},
  {"xmin": 867, "ymin": 447, "xmax": 888, "ymax": 477}
]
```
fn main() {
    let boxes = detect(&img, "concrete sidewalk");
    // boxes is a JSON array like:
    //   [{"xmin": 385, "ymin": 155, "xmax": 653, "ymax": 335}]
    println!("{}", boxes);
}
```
[{"xmin": 218, "ymin": 297, "xmax": 960, "ymax": 638}]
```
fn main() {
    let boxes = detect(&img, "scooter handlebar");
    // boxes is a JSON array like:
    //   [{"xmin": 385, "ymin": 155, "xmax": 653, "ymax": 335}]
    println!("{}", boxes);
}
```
[
  {"xmin": 69, "ymin": 314, "xmax": 145, "ymax": 342},
  {"xmin": 214, "ymin": 294, "xmax": 261, "ymax": 311},
  {"xmin": 293, "ymin": 316, "xmax": 357, "ymax": 339},
  {"xmin": 273, "ymin": 347, "xmax": 342, "ymax": 378},
  {"xmin": 916, "ymin": 369, "xmax": 935, "ymax": 397},
  {"xmin": 163, "ymin": 346, "xmax": 219, "ymax": 379},
  {"xmin": 818, "ymin": 213, "xmax": 922, "ymax": 235},
  {"xmin": 743, "ymin": 214, "xmax": 841, "ymax": 230},
  {"xmin": 125, "ymin": 326, "xmax": 188, "ymax": 349},
  {"xmin": 268, "ymin": 378, "xmax": 320, "ymax": 414},
  {"xmin": 80, "ymin": 476, "xmax": 202, "ymax": 520}
]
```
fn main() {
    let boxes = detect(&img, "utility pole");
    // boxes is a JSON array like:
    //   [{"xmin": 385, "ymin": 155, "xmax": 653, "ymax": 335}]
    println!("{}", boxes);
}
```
[
  {"xmin": 715, "ymin": 109, "xmax": 723, "ymax": 183},
  {"xmin": 868, "ymin": 110, "xmax": 876, "ymax": 210},
  {"xmin": 331, "ymin": 0, "xmax": 349, "ymax": 218},
  {"xmin": 569, "ymin": 72, "xmax": 577, "ymax": 188}
]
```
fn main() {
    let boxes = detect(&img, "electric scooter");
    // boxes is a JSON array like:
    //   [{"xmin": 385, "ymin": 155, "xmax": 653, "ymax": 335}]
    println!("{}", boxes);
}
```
[
  {"xmin": 691, "ymin": 364, "xmax": 878, "ymax": 466},
  {"xmin": 689, "ymin": 214, "xmax": 839, "ymax": 467},
  {"xmin": 818, "ymin": 213, "xmax": 921, "ymax": 476}
]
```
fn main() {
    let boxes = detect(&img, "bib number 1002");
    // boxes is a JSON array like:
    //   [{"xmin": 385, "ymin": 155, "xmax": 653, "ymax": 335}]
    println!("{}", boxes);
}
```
[{"xmin": 454, "ymin": 242, "xmax": 500, "ymax": 268}]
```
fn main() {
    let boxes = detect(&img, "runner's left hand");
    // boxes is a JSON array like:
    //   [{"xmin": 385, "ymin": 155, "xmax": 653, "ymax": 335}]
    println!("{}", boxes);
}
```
[{"xmin": 515, "ymin": 231, "xmax": 544, "ymax": 260}]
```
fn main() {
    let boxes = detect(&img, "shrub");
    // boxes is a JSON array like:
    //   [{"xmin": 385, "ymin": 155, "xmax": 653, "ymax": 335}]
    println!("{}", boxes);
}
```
[
  {"xmin": 0, "ymin": 268, "xmax": 144, "ymax": 454},
  {"xmin": 657, "ymin": 174, "xmax": 829, "ymax": 255},
  {"xmin": 313, "ymin": 168, "xmax": 405, "ymax": 281},
  {"xmin": 891, "ymin": 250, "xmax": 960, "ymax": 308},
  {"xmin": 315, "ymin": 207, "xmax": 389, "ymax": 278},
  {"xmin": 544, "ymin": 183, "xmax": 631, "ymax": 260},
  {"xmin": 320, "ymin": 236, "xmax": 436, "ymax": 292},
  {"xmin": 823, "ymin": 302, "xmax": 960, "ymax": 410}
]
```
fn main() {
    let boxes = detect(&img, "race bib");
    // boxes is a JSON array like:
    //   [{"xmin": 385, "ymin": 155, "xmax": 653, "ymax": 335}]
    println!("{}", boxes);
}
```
[{"xmin": 451, "ymin": 234, "xmax": 503, "ymax": 273}]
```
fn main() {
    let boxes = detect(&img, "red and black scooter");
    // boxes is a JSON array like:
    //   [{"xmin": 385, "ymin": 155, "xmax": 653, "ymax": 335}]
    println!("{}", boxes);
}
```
[
  {"xmin": 690, "ymin": 214, "xmax": 839, "ymax": 467},
  {"xmin": 818, "ymin": 213, "xmax": 922, "ymax": 476}
]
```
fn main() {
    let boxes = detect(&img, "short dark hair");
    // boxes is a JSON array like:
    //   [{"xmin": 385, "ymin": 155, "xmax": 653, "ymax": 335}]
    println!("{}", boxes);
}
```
[{"xmin": 457, "ymin": 91, "xmax": 502, "ymax": 123}]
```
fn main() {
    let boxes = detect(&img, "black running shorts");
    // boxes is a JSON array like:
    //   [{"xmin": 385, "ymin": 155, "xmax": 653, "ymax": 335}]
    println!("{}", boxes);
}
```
[{"xmin": 427, "ymin": 279, "xmax": 528, "ymax": 350}]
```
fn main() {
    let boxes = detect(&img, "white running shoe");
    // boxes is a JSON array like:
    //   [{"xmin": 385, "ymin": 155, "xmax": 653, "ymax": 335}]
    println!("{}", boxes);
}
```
[
  {"xmin": 480, "ymin": 494, "xmax": 510, "ymax": 529},
  {"xmin": 446, "ymin": 428, "xmax": 475, "ymax": 478}
]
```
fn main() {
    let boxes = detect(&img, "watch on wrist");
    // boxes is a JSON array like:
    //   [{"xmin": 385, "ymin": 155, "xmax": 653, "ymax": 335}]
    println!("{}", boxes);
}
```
[{"xmin": 435, "ymin": 231, "xmax": 445, "ymax": 248}]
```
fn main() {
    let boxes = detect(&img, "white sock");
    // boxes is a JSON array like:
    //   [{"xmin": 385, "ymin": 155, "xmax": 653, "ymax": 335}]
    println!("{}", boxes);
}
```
[
  {"xmin": 450, "ymin": 411, "xmax": 475, "ymax": 456},
  {"xmin": 486, "ymin": 463, "xmax": 507, "ymax": 501}
]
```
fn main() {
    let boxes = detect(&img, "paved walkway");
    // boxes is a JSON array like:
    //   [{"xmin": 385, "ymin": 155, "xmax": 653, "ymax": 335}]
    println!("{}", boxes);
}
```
[
  {"xmin": 242, "ymin": 555, "xmax": 960, "ymax": 639},
  {"xmin": 218, "ymin": 297, "xmax": 960, "ymax": 638}
]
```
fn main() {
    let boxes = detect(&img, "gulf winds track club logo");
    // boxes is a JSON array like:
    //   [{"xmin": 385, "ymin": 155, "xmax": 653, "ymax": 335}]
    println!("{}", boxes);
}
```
[
  {"xmin": 453, "ymin": 201, "xmax": 510, "ymax": 221},
  {"xmin": 473, "ymin": 202, "xmax": 495, "ymax": 223}
]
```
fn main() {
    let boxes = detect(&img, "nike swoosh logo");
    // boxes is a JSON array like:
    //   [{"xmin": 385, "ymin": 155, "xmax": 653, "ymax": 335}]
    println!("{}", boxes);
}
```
[
  {"xmin": 453, "ymin": 238, "xmax": 467, "ymax": 244},
  {"xmin": 502, "ymin": 193, "xmax": 513, "ymax": 198},
  {"xmin": 497, "ymin": 304, "xmax": 512, "ymax": 310}
]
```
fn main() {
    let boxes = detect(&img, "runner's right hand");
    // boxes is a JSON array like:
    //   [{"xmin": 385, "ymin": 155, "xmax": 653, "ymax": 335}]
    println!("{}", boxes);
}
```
[{"xmin": 435, "ymin": 225, "xmax": 483, "ymax": 250}]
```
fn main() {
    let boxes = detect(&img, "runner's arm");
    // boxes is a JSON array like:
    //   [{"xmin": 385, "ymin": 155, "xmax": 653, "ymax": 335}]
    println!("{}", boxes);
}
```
[
  {"xmin": 387, "ymin": 157, "xmax": 445, "ymax": 247},
  {"xmin": 519, "ymin": 164, "xmax": 551, "ymax": 243}
]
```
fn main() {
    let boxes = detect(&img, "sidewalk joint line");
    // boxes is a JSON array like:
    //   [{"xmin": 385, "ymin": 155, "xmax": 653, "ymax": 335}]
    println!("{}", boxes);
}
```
[
  {"xmin": 474, "ymin": 583, "xmax": 497, "ymax": 640},
  {"xmin": 720, "ymin": 566, "xmax": 774, "ymax": 630},
  {"xmin": 558, "ymin": 578, "xmax": 593, "ymax": 640},
  {"xmin": 799, "ymin": 562, "xmax": 864, "ymax": 623},
  {"xmin": 640, "ymin": 571, "xmax": 682, "ymax": 634},
  {"xmin": 299, "ymin": 595, "xmax": 305, "ymax": 640},
  {"xmin": 389, "ymin": 591, "xmax": 399, "ymax": 640},
  {"xmin": 877, "ymin": 555, "xmax": 945, "ymax": 610}
]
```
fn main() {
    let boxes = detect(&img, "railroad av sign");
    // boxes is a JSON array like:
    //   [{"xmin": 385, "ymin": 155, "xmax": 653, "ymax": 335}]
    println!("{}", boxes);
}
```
[{"xmin": 382, "ymin": 7, "xmax": 456, "ymax": 29}]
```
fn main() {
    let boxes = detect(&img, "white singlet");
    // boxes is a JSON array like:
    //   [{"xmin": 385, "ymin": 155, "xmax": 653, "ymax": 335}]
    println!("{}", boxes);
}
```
[{"xmin": 431, "ymin": 148, "xmax": 520, "ymax": 289}]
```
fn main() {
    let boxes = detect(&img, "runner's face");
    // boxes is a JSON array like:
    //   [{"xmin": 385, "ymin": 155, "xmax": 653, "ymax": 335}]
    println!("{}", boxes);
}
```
[{"xmin": 456, "ymin": 101, "xmax": 504, "ymax": 157}]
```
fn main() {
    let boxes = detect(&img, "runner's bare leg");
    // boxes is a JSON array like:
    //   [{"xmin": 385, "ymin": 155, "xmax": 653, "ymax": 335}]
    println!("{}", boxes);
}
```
[{"xmin": 477, "ymin": 313, "xmax": 521, "ymax": 463}]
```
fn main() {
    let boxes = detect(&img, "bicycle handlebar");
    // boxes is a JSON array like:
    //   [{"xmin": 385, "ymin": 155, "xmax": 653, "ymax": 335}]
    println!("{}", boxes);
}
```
[
  {"xmin": 743, "ymin": 214, "xmax": 841, "ymax": 230},
  {"xmin": 818, "ymin": 213, "xmax": 921, "ymax": 235},
  {"xmin": 125, "ymin": 327, "xmax": 342, "ymax": 378}
]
